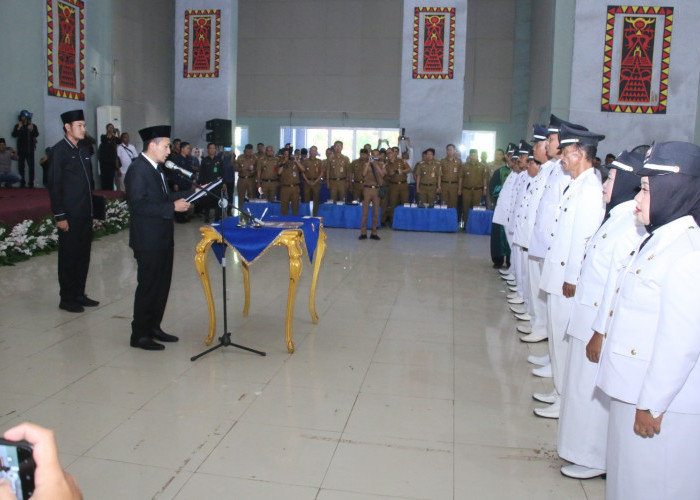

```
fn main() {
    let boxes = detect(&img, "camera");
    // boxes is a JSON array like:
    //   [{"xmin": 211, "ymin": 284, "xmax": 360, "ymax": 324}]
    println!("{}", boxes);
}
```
[{"xmin": 0, "ymin": 438, "xmax": 35, "ymax": 500}]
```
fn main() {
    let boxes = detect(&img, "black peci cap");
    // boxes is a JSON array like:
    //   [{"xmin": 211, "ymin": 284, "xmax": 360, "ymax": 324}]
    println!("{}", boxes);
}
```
[
  {"xmin": 558, "ymin": 123, "xmax": 605, "ymax": 150},
  {"xmin": 638, "ymin": 141, "xmax": 700, "ymax": 177},
  {"xmin": 60, "ymin": 109, "xmax": 84, "ymax": 124},
  {"xmin": 138, "ymin": 125, "xmax": 171, "ymax": 142}
]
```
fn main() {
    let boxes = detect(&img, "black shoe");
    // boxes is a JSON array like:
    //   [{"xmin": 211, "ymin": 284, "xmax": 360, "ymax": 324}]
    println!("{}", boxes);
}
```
[
  {"xmin": 130, "ymin": 336, "xmax": 165, "ymax": 350},
  {"xmin": 370, "ymin": 234, "xmax": 380, "ymax": 240},
  {"xmin": 76, "ymin": 295, "xmax": 99, "ymax": 307},
  {"xmin": 358, "ymin": 234, "xmax": 367, "ymax": 240},
  {"xmin": 59, "ymin": 301, "xmax": 84, "ymax": 313},
  {"xmin": 151, "ymin": 328, "xmax": 179, "ymax": 342}
]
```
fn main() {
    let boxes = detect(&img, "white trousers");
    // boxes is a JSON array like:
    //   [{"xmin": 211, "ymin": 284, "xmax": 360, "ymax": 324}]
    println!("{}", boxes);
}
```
[
  {"xmin": 518, "ymin": 247, "xmax": 530, "ymax": 308},
  {"xmin": 558, "ymin": 336, "xmax": 609, "ymax": 469},
  {"xmin": 527, "ymin": 256, "xmax": 546, "ymax": 335},
  {"xmin": 607, "ymin": 399, "xmax": 700, "ymax": 500},
  {"xmin": 510, "ymin": 244, "xmax": 522, "ymax": 295},
  {"xmin": 546, "ymin": 293, "xmax": 572, "ymax": 395}
]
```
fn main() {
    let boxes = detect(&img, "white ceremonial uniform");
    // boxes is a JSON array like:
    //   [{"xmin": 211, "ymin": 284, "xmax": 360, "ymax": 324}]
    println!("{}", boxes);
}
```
[
  {"xmin": 540, "ymin": 167, "xmax": 604, "ymax": 395},
  {"xmin": 558, "ymin": 200, "xmax": 647, "ymax": 470},
  {"xmin": 595, "ymin": 216, "xmax": 700, "ymax": 500},
  {"xmin": 491, "ymin": 169, "xmax": 517, "ymax": 227},
  {"xmin": 512, "ymin": 160, "xmax": 553, "ymax": 324},
  {"xmin": 512, "ymin": 169, "xmax": 543, "ymax": 307},
  {"xmin": 529, "ymin": 160, "xmax": 570, "ymax": 259},
  {"xmin": 508, "ymin": 171, "xmax": 530, "ymax": 294}
]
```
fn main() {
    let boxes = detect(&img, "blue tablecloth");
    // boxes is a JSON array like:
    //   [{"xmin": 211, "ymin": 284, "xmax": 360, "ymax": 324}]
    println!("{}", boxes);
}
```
[
  {"xmin": 317, "ymin": 203, "xmax": 380, "ymax": 229},
  {"xmin": 242, "ymin": 201, "xmax": 311, "ymax": 219},
  {"xmin": 466, "ymin": 209, "xmax": 493, "ymax": 235},
  {"xmin": 211, "ymin": 216, "xmax": 322, "ymax": 264},
  {"xmin": 392, "ymin": 207, "xmax": 458, "ymax": 232}
]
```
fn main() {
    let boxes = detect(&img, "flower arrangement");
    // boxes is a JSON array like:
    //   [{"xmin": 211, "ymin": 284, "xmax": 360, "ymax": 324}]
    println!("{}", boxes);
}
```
[{"xmin": 0, "ymin": 199, "xmax": 130, "ymax": 266}]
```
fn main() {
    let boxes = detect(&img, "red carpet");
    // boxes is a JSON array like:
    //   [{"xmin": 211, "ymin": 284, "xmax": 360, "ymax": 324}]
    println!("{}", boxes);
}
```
[{"xmin": 0, "ymin": 188, "xmax": 125, "ymax": 226}]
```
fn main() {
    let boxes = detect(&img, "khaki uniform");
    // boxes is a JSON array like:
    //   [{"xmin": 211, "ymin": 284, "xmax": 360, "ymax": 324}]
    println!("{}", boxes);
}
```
[
  {"xmin": 349, "ymin": 159, "xmax": 366, "ymax": 202},
  {"xmin": 257, "ymin": 156, "xmax": 280, "ymax": 201},
  {"xmin": 385, "ymin": 158, "xmax": 411, "ymax": 222},
  {"xmin": 278, "ymin": 159, "xmax": 303, "ymax": 215},
  {"xmin": 415, "ymin": 159, "xmax": 440, "ymax": 205},
  {"xmin": 327, "ymin": 154, "xmax": 350, "ymax": 202},
  {"xmin": 235, "ymin": 153, "xmax": 257, "ymax": 203},
  {"xmin": 302, "ymin": 157, "xmax": 324, "ymax": 216},
  {"xmin": 460, "ymin": 160, "xmax": 487, "ymax": 224},
  {"xmin": 362, "ymin": 161, "xmax": 385, "ymax": 235},
  {"xmin": 439, "ymin": 157, "xmax": 462, "ymax": 208}
]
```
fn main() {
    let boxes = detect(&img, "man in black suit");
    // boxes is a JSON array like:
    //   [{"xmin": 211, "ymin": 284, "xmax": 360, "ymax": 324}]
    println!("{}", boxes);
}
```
[
  {"xmin": 124, "ymin": 125, "xmax": 193, "ymax": 350},
  {"xmin": 48, "ymin": 109, "xmax": 99, "ymax": 313}
]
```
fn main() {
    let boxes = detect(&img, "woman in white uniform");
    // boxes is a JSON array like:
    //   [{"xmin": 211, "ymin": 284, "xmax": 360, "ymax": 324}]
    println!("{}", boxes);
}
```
[
  {"xmin": 595, "ymin": 141, "xmax": 700, "ymax": 499},
  {"xmin": 557, "ymin": 149, "xmax": 648, "ymax": 479}
]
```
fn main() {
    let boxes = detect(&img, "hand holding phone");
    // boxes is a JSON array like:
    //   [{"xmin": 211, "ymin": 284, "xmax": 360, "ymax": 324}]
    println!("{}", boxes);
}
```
[{"xmin": 0, "ymin": 423, "xmax": 81, "ymax": 500}]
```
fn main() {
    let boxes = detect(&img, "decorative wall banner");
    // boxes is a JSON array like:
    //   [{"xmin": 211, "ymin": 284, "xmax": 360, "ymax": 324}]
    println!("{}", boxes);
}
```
[
  {"xmin": 183, "ymin": 9, "xmax": 221, "ymax": 78},
  {"xmin": 412, "ymin": 7, "xmax": 455, "ymax": 80},
  {"xmin": 601, "ymin": 5, "xmax": 673, "ymax": 114},
  {"xmin": 46, "ymin": 0, "xmax": 85, "ymax": 100}
]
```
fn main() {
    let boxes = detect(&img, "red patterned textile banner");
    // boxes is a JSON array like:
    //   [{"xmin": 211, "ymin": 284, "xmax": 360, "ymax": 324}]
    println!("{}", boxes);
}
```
[
  {"xmin": 412, "ymin": 7, "xmax": 455, "ymax": 79},
  {"xmin": 601, "ymin": 5, "xmax": 673, "ymax": 114},
  {"xmin": 47, "ymin": 0, "xmax": 85, "ymax": 100},
  {"xmin": 184, "ymin": 9, "xmax": 221, "ymax": 78}
]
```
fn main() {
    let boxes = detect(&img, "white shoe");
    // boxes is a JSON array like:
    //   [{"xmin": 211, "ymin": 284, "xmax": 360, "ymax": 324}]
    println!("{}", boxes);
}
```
[
  {"xmin": 531, "ymin": 363, "xmax": 552, "ymax": 377},
  {"xmin": 560, "ymin": 464, "xmax": 606, "ymax": 479},
  {"xmin": 527, "ymin": 353, "xmax": 550, "ymax": 366},
  {"xmin": 533, "ymin": 390, "xmax": 558, "ymax": 404},
  {"xmin": 516, "ymin": 324, "xmax": 532, "ymax": 334},
  {"xmin": 501, "ymin": 273, "xmax": 515, "ymax": 281},
  {"xmin": 534, "ymin": 398, "xmax": 560, "ymax": 418},
  {"xmin": 508, "ymin": 286, "xmax": 518, "ymax": 292},
  {"xmin": 521, "ymin": 332, "xmax": 548, "ymax": 344},
  {"xmin": 514, "ymin": 312, "xmax": 532, "ymax": 321},
  {"xmin": 506, "ymin": 292, "xmax": 520, "ymax": 299},
  {"xmin": 506, "ymin": 280, "xmax": 516, "ymax": 286},
  {"xmin": 498, "ymin": 268, "xmax": 511, "ymax": 275},
  {"xmin": 507, "ymin": 296, "xmax": 524, "ymax": 304},
  {"xmin": 510, "ymin": 304, "xmax": 527, "ymax": 315}
]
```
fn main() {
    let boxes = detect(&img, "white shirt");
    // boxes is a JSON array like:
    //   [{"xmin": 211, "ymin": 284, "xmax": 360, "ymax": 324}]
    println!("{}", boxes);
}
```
[
  {"xmin": 513, "ymin": 161, "xmax": 552, "ymax": 248},
  {"xmin": 529, "ymin": 160, "xmax": 571, "ymax": 259},
  {"xmin": 492, "ymin": 168, "xmax": 516, "ymax": 226},
  {"xmin": 540, "ymin": 167, "xmax": 605, "ymax": 295},
  {"xmin": 596, "ymin": 216, "xmax": 700, "ymax": 414},
  {"xmin": 118, "ymin": 143, "xmax": 138, "ymax": 175},
  {"xmin": 506, "ymin": 171, "xmax": 529, "ymax": 235}
]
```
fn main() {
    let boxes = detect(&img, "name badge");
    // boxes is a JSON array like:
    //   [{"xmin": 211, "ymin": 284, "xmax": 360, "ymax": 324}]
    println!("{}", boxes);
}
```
[
  {"xmin": 292, "ymin": 172, "xmax": 297, "ymax": 177},
  {"xmin": 453, "ymin": 168, "xmax": 457, "ymax": 173},
  {"xmin": 431, "ymin": 172, "xmax": 435, "ymax": 178},
  {"xmin": 340, "ymin": 167, "xmax": 344, "ymax": 173}
]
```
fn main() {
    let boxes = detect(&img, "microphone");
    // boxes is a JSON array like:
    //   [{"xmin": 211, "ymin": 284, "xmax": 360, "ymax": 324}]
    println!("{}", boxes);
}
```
[{"xmin": 164, "ymin": 160, "xmax": 194, "ymax": 179}]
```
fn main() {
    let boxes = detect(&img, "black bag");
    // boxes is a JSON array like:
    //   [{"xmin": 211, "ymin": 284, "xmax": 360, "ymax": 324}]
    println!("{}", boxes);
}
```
[{"xmin": 378, "ymin": 185, "xmax": 388, "ymax": 199}]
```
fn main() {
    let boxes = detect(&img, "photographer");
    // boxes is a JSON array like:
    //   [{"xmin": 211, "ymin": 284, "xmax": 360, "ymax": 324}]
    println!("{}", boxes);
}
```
[
  {"xmin": 359, "ymin": 149, "xmax": 386, "ymax": 240},
  {"xmin": 11, "ymin": 110, "xmax": 39, "ymax": 188}
]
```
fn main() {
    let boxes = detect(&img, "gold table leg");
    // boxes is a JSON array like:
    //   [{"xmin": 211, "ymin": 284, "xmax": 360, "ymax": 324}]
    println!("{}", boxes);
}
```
[
  {"xmin": 194, "ymin": 226, "xmax": 222, "ymax": 346},
  {"xmin": 276, "ymin": 232, "xmax": 303, "ymax": 353},
  {"xmin": 309, "ymin": 228, "xmax": 327, "ymax": 323},
  {"xmin": 241, "ymin": 261, "xmax": 250, "ymax": 317}
]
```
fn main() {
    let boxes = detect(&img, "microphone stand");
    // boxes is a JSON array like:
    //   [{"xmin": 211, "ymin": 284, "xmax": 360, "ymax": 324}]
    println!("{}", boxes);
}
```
[{"xmin": 190, "ymin": 180, "xmax": 266, "ymax": 362}]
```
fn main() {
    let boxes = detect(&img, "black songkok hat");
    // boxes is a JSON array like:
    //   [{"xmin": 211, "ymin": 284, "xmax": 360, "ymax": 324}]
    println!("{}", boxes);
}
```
[
  {"xmin": 547, "ymin": 114, "xmax": 589, "ymax": 135},
  {"xmin": 518, "ymin": 140, "xmax": 532, "ymax": 156},
  {"xmin": 61, "ymin": 109, "xmax": 84, "ymax": 124},
  {"xmin": 138, "ymin": 125, "xmax": 171, "ymax": 142},
  {"xmin": 611, "ymin": 150, "xmax": 645, "ymax": 173},
  {"xmin": 505, "ymin": 143, "xmax": 517, "ymax": 155},
  {"xmin": 638, "ymin": 141, "xmax": 700, "ymax": 177},
  {"xmin": 532, "ymin": 124, "xmax": 548, "ymax": 143},
  {"xmin": 558, "ymin": 123, "xmax": 605, "ymax": 150}
]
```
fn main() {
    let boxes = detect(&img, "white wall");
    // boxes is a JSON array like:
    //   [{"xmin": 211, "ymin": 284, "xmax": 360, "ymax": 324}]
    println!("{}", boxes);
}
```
[{"xmin": 568, "ymin": 0, "xmax": 700, "ymax": 156}]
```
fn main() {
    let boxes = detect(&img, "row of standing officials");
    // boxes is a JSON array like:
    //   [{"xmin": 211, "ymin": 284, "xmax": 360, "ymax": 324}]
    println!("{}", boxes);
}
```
[{"xmin": 489, "ymin": 114, "xmax": 700, "ymax": 498}]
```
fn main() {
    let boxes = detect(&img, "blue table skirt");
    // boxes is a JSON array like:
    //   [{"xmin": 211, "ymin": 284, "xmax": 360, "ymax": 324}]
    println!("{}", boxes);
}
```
[
  {"xmin": 242, "ymin": 201, "xmax": 311, "ymax": 219},
  {"xmin": 392, "ymin": 206, "xmax": 458, "ymax": 233},
  {"xmin": 466, "ymin": 209, "xmax": 493, "ymax": 235},
  {"xmin": 317, "ymin": 203, "xmax": 380, "ymax": 229}
]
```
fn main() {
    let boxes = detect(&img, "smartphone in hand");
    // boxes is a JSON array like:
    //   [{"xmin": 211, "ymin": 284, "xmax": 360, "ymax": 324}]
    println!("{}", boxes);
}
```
[{"xmin": 0, "ymin": 438, "xmax": 35, "ymax": 499}]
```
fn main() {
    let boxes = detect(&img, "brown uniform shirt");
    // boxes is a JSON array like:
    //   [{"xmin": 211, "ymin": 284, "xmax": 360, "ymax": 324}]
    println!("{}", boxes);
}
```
[
  {"xmin": 416, "ymin": 159, "xmax": 440, "ymax": 185},
  {"xmin": 460, "ymin": 160, "xmax": 487, "ymax": 188},
  {"xmin": 327, "ymin": 154, "xmax": 350, "ymax": 179},
  {"xmin": 439, "ymin": 157, "xmax": 462, "ymax": 183},
  {"xmin": 236, "ymin": 154, "xmax": 257, "ymax": 178},
  {"xmin": 364, "ymin": 161, "xmax": 385, "ymax": 186},
  {"xmin": 384, "ymin": 158, "xmax": 411, "ymax": 183},
  {"xmin": 303, "ymin": 158, "xmax": 324, "ymax": 180},
  {"xmin": 279, "ymin": 160, "xmax": 303, "ymax": 185},
  {"xmin": 350, "ymin": 159, "xmax": 366, "ymax": 183},
  {"xmin": 257, "ymin": 157, "xmax": 280, "ymax": 181}
]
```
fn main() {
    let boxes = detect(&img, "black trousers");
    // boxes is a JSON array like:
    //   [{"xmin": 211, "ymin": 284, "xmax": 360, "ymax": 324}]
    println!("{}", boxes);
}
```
[
  {"xmin": 131, "ymin": 246, "xmax": 173, "ymax": 338},
  {"xmin": 57, "ymin": 217, "xmax": 92, "ymax": 301},
  {"xmin": 100, "ymin": 162, "xmax": 116, "ymax": 190},
  {"xmin": 17, "ymin": 150, "xmax": 35, "ymax": 186}
]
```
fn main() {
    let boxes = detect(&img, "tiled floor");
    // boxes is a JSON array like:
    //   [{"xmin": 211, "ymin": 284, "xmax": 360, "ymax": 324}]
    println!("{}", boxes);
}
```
[{"xmin": 0, "ymin": 222, "xmax": 605, "ymax": 499}]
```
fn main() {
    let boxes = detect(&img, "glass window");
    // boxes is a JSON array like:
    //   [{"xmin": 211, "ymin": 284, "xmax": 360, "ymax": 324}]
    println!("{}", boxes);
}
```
[
  {"xmin": 380, "ymin": 129, "xmax": 400, "ymax": 148},
  {"xmin": 461, "ymin": 130, "xmax": 497, "ymax": 162},
  {"xmin": 306, "ymin": 128, "xmax": 329, "ymax": 152},
  {"xmin": 356, "ymin": 129, "xmax": 379, "ymax": 154},
  {"xmin": 330, "ymin": 129, "xmax": 355, "ymax": 159}
]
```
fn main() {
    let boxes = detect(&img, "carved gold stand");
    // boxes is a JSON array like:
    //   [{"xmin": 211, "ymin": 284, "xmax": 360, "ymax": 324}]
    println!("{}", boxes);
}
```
[{"xmin": 194, "ymin": 224, "xmax": 326, "ymax": 353}]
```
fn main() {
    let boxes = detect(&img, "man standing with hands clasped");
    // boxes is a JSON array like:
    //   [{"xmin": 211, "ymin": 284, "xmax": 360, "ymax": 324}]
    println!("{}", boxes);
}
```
[
  {"xmin": 48, "ymin": 109, "xmax": 99, "ymax": 313},
  {"xmin": 125, "ymin": 126, "xmax": 195, "ymax": 351}
]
